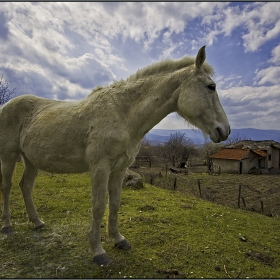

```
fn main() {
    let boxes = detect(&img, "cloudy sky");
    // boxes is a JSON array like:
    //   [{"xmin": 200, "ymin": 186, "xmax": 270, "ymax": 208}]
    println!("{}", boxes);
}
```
[{"xmin": 0, "ymin": 2, "xmax": 280, "ymax": 130}]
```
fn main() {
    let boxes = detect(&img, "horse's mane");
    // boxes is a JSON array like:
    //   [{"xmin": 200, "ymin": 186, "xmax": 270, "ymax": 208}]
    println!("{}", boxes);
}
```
[
  {"xmin": 90, "ymin": 55, "xmax": 214, "ymax": 95},
  {"xmin": 127, "ymin": 55, "xmax": 214, "ymax": 82}
]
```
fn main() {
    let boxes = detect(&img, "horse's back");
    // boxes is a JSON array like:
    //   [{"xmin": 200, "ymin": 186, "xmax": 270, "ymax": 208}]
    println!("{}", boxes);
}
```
[
  {"xmin": 0, "ymin": 94, "xmax": 46, "ymax": 125},
  {"xmin": 0, "ymin": 95, "xmax": 60, "ymax": 158},
  {"xmin": 0, "ymin": 93, "xmax": 140, "ymax": 174},
  {"xmin": 0, "ymin": 95, "xmax": 37, "ymax": 155},
  {"xmin": 6, "ymin": 95, "xmax": 91, "ymax": 173}
]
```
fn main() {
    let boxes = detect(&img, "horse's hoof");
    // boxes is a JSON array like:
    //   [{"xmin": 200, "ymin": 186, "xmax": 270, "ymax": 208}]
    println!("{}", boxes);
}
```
[
  {"xmin": 34, "ymin": 223, "xmax": 46, "ymax": 230},
  {"xmin": 115, "ymin": 239, "xmax": 131, "ymax": 250},
  {"xmin": 1, "ymin": 226, "xmax": 14, "ymax": 235},
  {"xmin": 93, "ymin": 254, "xmax": 111, "ymax": 267}
]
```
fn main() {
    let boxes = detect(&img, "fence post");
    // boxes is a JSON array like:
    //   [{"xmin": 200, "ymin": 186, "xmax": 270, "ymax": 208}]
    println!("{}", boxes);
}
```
[
  {"xmin": 173, "ymin": 176, "xmax": 177, "ymax": 190},
  {"xmin": 197, "ymin": 179, "xmax": 202, "ymax": 197},
  {"xmin": 241, "ymin": 196, "xmax": 246, "ymax": 209},
  {"xmin": 238, "ymin": 184, "xmax": 242, "ymax": 208},
  {"xmin": 150, "ymin": 175, "xmax": 153, "ymax": 185},
  {"xmin": 261, "ymin": 200, "xmax": 264, "ymax": 214}
]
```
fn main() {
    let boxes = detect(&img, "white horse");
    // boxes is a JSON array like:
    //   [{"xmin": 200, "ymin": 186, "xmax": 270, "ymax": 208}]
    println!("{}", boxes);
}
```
[{"xmin": 0, "ymin": 46, "xmax": 230, "ymax": 266}]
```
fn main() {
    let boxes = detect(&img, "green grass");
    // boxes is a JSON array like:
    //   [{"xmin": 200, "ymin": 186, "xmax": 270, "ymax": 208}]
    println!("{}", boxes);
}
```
[{"xmin": 0, "ymin": 162, "xmax": 279, "ymax": 278}]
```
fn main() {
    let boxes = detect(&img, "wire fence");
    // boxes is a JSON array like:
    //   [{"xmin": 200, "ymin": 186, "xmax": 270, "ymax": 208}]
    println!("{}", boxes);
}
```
[{"xmin": 138, "ymin": 168, "xmax": 280, "ymax": 217}]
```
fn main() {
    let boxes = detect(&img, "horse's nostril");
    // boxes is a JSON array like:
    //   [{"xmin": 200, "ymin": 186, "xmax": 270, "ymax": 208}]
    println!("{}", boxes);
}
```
[
  {"xmin": 217, "ymin": 127, "xmax": 223, "ymax": 138},
  {"xmin": 216, "ymin": 126, "xmax": 230, "ymax": 141}
]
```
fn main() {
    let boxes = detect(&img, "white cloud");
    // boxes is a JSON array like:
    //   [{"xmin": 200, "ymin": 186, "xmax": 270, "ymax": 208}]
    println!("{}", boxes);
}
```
[
  {"xmin": 200, "ymin": 2, "xmax": 280, "ymax": 52},
  {"xmin": 238, "ymin": 3, "xmax": 280, "ymax": 52},
  {"xmin": 0, "ymin": 2, "xmax": 230, "ymax": 99},
  {"xmin": 255, "ymin": 67, "xmax": 280, "ymax": 85},
  {"xmin": 269, "ymin": 45, "xmax": 280, "ymax": 65},
  {"xmin": 0, "ymin": 1, "xmax": 279, "ymax": 132},
  {"xmin": 219, "ymin": 85, "xmax": 280, "ymax": 129},
  {"xmin": 242, "ymin": 19, "xmax": 280, "ymax": 52},
  {"xmin": 215, "ymin": 75, "xmax": 244, "ymax": 90}
]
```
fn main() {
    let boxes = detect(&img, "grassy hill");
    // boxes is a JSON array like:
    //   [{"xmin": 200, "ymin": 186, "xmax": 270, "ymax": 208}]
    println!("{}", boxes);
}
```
[{"xmin": 0, "ymin": 162, "xmax": 279, "ymax": 278}]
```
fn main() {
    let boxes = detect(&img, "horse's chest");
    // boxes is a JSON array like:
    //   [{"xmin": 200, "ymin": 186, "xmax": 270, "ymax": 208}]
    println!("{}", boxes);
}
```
[{"xmin": 112, "ymin": 142, "xmax": 141, "ymax": 171}]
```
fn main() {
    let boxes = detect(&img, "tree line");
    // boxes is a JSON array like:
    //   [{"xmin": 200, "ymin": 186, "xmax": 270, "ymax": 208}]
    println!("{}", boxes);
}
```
[{"xmin": 136, "ymin": 131, "xmax": 248, "ymax": 170}]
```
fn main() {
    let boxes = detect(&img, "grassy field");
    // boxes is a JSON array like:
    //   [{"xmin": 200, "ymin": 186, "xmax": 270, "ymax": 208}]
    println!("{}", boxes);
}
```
[{"xmin": 0, "ymin": 162, "xmax": 279, "ymax": 278}]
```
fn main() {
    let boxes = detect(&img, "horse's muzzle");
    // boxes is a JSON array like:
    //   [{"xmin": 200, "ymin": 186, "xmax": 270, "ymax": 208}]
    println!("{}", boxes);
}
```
[{"xmin": 210, "ymin": 125, "xmax": 231, "ymax": 143}]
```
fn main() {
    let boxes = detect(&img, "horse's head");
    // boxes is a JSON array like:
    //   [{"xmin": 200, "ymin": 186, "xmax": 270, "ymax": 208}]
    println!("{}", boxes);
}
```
[{"xmin": 176, "ymin": 46, "xmax": 230, "ymax": 143}]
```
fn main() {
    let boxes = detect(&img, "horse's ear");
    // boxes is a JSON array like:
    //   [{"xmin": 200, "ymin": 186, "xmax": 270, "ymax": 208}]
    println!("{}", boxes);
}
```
[{"xmin": 195, "ymin": 45, "xmax": 206, "ymax": 69}]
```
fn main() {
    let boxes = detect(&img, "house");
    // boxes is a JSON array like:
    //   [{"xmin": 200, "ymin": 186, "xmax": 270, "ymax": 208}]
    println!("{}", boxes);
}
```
[{"xmin": 210, "ymin": 140, "xmax": 280, "ymax": 174}]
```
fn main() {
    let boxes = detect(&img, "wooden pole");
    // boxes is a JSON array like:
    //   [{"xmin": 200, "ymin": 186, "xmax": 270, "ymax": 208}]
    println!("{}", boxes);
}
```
[
  {"xmin": 241, "ymin": 197, "xmax": 246, "ymax": 209},
  {"xmin": 261, "ymin": 200, "xmax": 264, "ymax": 214},
  {"xmin": 173, "ymin": 176, "xmax": 177, "ymax": 190},
  {"xmin": 197, "ymin": 179, "xmax": 202, "ymax": 197},
  {"xmin": 238, "ymin": 184, "xmax": 242, "ymax": 208}
]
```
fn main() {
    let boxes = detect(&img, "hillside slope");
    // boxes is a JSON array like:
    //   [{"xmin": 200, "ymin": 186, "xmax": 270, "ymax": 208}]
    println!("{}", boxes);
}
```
[{"xmin": 0, "ymin": 162, "xmax": 279, "ymax": 278}]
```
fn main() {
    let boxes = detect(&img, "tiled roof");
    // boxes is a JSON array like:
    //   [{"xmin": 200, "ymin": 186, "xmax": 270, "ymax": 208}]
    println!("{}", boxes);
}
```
[
  {"xmin": 210, "ymin": 148, "xmax": 250, "ymax": 161},
  {"xmin": 226, "ymin": 140, "xmax": 280, "ymax": 150},
  {"xmin": 251, "ymin": 149, "xmax": 268, "ymax": 157}
]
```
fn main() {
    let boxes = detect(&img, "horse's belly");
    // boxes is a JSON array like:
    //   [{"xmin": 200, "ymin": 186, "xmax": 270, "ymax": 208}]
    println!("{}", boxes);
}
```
[
  {"xmin": 22, "ymin": 142, "xmax": 89, "ymax": 174},
  {"xmin": 20, "ymin": 115, "xmax": 90, "ymax": 173},
  {"xmin": 26, "ymin": 153, "xmax": 89, "ymax": 173}
]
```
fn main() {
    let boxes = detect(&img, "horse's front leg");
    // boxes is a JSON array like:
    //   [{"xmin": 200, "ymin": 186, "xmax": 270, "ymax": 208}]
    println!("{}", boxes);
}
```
[
  {"xmin": 88, "ymin": 167, "xmax": 111, "ymax": 266},
  {"xmin": 108, "ymin": 169, "xmax": 131, "ymax": 250}
]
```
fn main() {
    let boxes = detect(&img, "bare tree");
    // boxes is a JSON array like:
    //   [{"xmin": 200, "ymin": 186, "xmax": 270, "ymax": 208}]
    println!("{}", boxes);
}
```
[
  {"xmin": 137, "ymin": 139, "xmax": 155, "ymax": 167},
  {"xmin": 0, "ymin": 75, "xmax": 16, "ymax": 106},
  {"xmin": 160, "ymin": 132, "xmax": 197, "ymax": 167},
  {"xmin": 157, "ymin": 143, "xmax": 170, "ymax": 177}
]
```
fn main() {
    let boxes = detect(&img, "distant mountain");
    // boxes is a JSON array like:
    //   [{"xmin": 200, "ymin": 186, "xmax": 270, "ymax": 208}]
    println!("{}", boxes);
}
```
[{"xmin": 144, "ymin": 128, "xmax": 280, "ymax": 145}]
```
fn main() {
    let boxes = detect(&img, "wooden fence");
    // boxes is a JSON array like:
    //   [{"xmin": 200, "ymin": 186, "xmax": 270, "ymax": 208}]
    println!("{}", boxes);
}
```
[{"xmin": 138, "ymin": 170, "xmax": 279, "ymax": 217}]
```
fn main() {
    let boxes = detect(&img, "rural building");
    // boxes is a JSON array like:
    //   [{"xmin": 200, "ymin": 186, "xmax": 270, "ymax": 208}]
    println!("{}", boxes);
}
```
[{"xmin": 210, "ymin": 140, "xmax": 280, "ymax": 174}]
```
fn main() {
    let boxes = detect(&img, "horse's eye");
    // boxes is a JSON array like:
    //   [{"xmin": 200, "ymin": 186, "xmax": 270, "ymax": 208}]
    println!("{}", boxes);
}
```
[{"xmin": 207, "ymin": 84, "xmax": 216, "ymax": 91}]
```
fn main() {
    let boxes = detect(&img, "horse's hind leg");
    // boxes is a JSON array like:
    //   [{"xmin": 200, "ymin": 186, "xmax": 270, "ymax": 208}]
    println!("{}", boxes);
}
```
[
  {"xmin": 108, "ymin": 170, "xmax": 131, "ymax": 250},
  {"xmin": 0, "ymin": 154, "xmax": 18, "ymax": 234},
  {"xmin": 19, "ymin": 156, "xmax": 45, "ymax": 229}
]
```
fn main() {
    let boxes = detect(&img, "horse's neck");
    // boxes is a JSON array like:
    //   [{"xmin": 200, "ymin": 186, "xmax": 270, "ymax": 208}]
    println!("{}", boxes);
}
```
[{"xmin": 119, "ymin": 73, "xmax": 182, "ymax": 139}]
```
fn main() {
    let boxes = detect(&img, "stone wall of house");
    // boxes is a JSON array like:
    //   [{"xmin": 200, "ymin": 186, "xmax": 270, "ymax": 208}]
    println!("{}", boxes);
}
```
[{"xmin": 212, "ymin": 159, "xmax": 240, "ymax": 174}]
